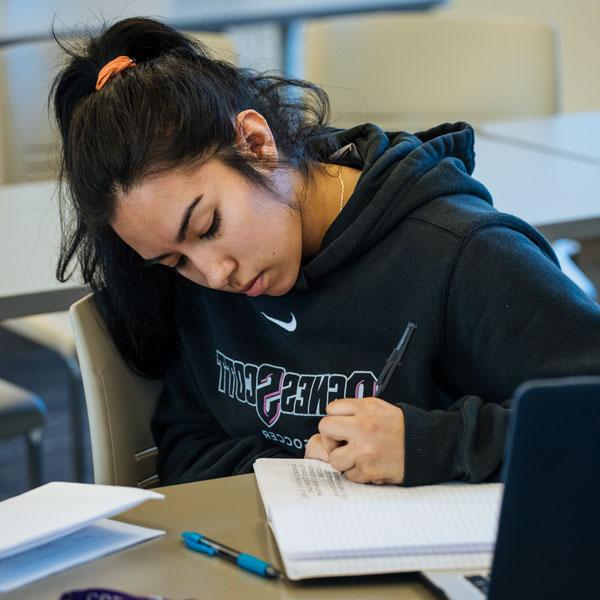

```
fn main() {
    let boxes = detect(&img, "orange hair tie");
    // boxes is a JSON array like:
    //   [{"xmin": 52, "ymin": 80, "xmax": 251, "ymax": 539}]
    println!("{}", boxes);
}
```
[{"xmin": 95, "ymin": 55, "xmax": 136, "ymax": 91}]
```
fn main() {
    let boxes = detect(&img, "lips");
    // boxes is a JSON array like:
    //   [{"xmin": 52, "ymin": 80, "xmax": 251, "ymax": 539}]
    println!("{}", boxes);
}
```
[{"xmin": 241, "ymin": 272, "xmax": 265, "ymax": 297}]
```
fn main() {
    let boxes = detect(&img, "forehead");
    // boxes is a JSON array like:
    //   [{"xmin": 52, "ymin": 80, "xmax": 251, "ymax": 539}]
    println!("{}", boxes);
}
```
[
  {"xmin": 120, "ymin": 161, "xmax": 211, "ymax": 207},
  {"xmin": 111, "ymin": 160, "xmax": 223, "ymax": 256}
]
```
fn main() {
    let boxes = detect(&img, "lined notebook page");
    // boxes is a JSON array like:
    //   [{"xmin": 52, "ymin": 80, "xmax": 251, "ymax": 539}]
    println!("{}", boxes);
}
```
[
  {"xmin": 272, "ymin": 499, "xmax": 498, "ymax": 559},
  {"xmin": 254, "ymin": 458, "xmax": 502, "ymax": 579}
]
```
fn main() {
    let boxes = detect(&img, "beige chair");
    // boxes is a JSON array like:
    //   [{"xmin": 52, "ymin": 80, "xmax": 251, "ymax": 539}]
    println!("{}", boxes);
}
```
[
  {"xmin": 0, "ymin": 39, "xmax": 62, "ymax": 184},
  {"xmin": 187, "ymin": 31, "xmax": 237, "ymax": 63},
  {"xmin": 70, "ymin": 294, "xmax": 163, "ymax": 487},
  {"xmin": 304, "ymin": 13, "xmax": 560, "ymax": 131}
]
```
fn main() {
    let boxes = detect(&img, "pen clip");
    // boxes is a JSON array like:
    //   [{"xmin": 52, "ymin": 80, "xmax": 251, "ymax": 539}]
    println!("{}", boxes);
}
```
[{"xmin": 182, "ymin": 532, "xmax": 217, "ymax": 556}]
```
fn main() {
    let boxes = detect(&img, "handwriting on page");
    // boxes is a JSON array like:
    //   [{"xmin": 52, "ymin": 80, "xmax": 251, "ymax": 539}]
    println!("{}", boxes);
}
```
[{"xmin": 289, "ymin": 463, "xmax": 349, "ymax": 500}]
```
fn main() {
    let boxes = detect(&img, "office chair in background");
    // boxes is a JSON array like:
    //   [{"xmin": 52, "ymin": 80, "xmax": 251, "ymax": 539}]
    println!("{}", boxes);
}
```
[
  {"xmin": 0, "ymin": 379, "xmax": 47, "ymax": 489},
  {"xmin": 303, "ymin": 13, "xmax": 560, "ymax": 131}
]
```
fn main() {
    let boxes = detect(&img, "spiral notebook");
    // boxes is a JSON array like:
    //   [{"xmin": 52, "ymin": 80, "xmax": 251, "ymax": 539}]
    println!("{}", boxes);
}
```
[{"xmin": 253, "ymin": 458, "xmax": 502, "ymax": 580}]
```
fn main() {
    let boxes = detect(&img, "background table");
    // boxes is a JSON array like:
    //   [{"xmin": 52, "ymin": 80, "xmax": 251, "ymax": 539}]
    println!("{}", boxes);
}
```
[
  {"xmin": 472, "ymin": 136, "xmax": 600, "ymax": 241},
  {"xmin": 479, "ymin": 111, "xmax": 600, "ymax": 166},
  {"xmin": 6, "ymin": 474, "xmax": 438, "ymax": 600},
  {"xmin": 0, "ymin": 181, "xmax": 87, "ymax": 320}
]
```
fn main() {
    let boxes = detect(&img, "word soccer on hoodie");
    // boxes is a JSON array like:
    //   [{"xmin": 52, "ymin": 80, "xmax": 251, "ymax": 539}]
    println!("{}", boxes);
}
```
[{"xmin": 152, "ymin": 122, "xmax": 600, "ymax": 487}]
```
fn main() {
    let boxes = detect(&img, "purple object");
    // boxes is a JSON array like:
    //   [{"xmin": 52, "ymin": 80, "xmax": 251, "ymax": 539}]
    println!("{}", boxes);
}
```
[{"xmin": 60, "ymin": 589, "xmax": 170, "ymax": 600}]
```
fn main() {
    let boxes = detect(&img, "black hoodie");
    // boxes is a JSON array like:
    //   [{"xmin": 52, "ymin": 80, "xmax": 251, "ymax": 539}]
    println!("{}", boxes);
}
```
[{"xmin": 151, "ymin": 122, "xmax": 600, "ymax": 486}]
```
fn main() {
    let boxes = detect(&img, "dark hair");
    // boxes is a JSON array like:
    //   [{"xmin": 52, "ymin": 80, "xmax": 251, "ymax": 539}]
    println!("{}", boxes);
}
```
[{"xmin": 51, "ymin": 17, "xmax": 338, "ymax": 376}]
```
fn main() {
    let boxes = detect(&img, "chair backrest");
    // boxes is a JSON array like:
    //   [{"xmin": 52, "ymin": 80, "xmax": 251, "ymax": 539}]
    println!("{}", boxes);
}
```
[
  {"xmin": 0, "ymin": 31, "xmax": 236, "ymax": 184},
  {"xmin": 70, "ymin": 294, "xmax": 163, "ymax": 487},
  {"xmin": 0, "ymin": 39, "xmax": 62, "ymax": 183},
  {"xmin": 187, "ymin": 31, "xmax": 237, "ymax": 63},
  {"xmin": 304, "ymin": 13, "xmax": 560, "ymax": 131}
]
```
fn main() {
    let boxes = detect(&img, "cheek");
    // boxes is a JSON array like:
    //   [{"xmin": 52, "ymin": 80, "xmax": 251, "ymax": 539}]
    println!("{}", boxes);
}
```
[
  {"xmin": 265, "ymin": 216, "xmax": 301, "ymax": 263},
  {"xmin": 266, "ymin": 214, "xmax": 303, "ymax": 284},
  {"xmin": 238, "ymin": 207, "xmax": 296, "ymax": 255},
  {"xmin": 224, "ymin": 192, "xmax": 301, "ymax": 265},
  {"xmin": 283, "ymin": 215, "xmax": 303, "ymax": 261}
]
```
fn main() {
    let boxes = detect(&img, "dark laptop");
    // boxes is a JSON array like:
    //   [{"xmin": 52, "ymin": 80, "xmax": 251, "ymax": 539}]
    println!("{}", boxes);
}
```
[{"xmin": 422, "ymin": 376, "xmax": 600, "ymax": 600}]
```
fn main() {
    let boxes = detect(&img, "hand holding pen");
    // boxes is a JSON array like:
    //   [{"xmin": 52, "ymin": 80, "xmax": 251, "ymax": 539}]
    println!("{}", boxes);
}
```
[{"xmin": 305, "ymin": 322, "xmax": 417, "ymax": 485}]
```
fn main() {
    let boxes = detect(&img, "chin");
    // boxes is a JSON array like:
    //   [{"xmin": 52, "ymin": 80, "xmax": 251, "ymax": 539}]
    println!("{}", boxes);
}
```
[
  {"xmin": 269, "ymin": 286, "xmax": 291, "ymax": 297},
  {"xmin": 268, "ymin": 273, "xmax": 297, "ymax": 296}
]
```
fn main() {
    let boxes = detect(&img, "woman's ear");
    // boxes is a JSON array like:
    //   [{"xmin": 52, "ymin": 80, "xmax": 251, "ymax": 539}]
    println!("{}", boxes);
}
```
[{"xmin": 234, "ymin": 109, "xmax": 279, "ymax": 164}]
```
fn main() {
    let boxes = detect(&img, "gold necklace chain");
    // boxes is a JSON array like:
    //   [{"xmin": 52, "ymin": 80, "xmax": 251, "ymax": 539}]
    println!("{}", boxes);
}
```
[{"xmin": 338, "ymin": 169, "xmax": 345, "ymax": 213}]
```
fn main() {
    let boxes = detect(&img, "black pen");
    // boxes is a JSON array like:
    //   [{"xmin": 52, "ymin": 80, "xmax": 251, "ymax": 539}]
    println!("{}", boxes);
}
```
[
  {"xmin": 182, "ymin": 531, "xmax": 283, "ymax": 580},
  {"xmin": 375, "ymin": 322, "xmax": 417, "ymax": 396}
]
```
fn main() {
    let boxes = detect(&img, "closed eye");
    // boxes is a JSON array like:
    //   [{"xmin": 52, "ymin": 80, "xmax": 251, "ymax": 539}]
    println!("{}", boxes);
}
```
[
  {"xmin": 200, "ymin": 210, "xmax": 220, "ymax": 240},
  {"xmin": 173, "ymin": 210, "xmax": 220, "ymax": 271}
]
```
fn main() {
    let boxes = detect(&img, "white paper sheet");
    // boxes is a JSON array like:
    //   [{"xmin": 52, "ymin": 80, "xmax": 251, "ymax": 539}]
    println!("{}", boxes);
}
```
[
  {"xmin": 0, "ymin": 519, "xmax": 164, "ymax": 593},
  {"xmin": 0, "ymin": 481, "xmax": 164, "ymax": 559}
]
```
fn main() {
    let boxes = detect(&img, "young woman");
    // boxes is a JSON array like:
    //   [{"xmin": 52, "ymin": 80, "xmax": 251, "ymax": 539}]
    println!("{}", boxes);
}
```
[{"xmin": 53, "ymin": 17, "xmax": 600, "ymax": 487}]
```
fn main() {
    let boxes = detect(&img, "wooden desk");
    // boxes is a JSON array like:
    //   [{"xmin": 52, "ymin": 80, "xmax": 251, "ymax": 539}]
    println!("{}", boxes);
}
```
[
  {"xmin": 479, "ymin": 111, "xmax": 600, "ymax": 166},
  {"xmin": 0, "ymin": 181, "xmax": 87, "ymax": 320},
  {"xmin": 6, "ymin": 474, "xmax": 437, "ymax": 600},
  {"xmin": 473, "ymin": 137, "xmax": 600, "ymax": 241}
]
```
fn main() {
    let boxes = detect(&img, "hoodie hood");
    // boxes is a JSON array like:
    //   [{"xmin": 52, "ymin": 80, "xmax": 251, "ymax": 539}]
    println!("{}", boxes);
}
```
[{"xmin": 298, "ymin": 122, "xmax": 494, "ymax": 288}]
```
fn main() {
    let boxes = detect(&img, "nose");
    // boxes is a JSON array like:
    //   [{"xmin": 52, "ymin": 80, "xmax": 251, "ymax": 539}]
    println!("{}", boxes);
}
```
[{"xmin": 202, "ymin": 256, "xmax": 237, "ymax": 290}]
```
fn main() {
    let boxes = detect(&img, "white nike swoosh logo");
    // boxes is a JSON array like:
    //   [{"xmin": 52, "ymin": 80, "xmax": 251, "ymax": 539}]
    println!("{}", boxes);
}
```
[{"xmin": 261, "ymin": 312, "xmax": 297, "ymax": 332}]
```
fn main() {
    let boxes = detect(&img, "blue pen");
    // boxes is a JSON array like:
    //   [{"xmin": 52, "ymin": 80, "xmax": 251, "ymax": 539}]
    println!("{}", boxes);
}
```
[{"xmin": 181, "ymin": 532, "xmax": 283, "ymax": 580}]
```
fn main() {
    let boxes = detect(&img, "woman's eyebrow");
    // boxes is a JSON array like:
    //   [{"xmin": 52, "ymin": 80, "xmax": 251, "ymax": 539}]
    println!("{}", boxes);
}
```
[
  {"xmin": 141, "ymin": 194, "xmax": 203, "ymax": 267},
  {"xmin": 175, "ymin": 195, "xmax": 203, "ymax": 243}
]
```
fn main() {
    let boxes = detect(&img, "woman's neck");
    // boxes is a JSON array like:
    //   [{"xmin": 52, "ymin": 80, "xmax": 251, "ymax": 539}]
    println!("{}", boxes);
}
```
[{"xmin": 299, "ymin": 163, "xmax": 361, "ymax": 257}]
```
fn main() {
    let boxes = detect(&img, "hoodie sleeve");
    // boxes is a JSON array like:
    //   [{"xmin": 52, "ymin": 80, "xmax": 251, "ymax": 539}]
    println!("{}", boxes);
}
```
[
  {"xmin": 151, "ymin": 344, "xmax": 294, "ymax": 485},
  {"xmin": 400, "ymin": 225, "xmax": 600, "ymax": 486}
]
